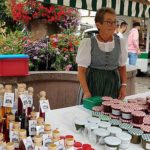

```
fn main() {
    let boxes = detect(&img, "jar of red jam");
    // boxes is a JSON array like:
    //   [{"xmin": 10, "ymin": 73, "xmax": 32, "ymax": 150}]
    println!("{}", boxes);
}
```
[
  {"xmin": 121, "ymin": 107, "xmax": 132, "ymax": 120},
  {"xmin": 132, "ymin": 111, "xmax": 146, "ymax": 124},
  {"xmin": 102, "ymin": 101, "xmax": 112, "ymax": 113},
  {"xmin": 111, "ymin": 104, "xmax": 122, "ymax": 116}
]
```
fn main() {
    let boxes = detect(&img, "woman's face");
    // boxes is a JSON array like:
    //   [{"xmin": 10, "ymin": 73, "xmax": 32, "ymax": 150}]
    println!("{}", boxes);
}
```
[{"xmin": 97, "ymin": 12, "xmax": 116, "ymax": 36}]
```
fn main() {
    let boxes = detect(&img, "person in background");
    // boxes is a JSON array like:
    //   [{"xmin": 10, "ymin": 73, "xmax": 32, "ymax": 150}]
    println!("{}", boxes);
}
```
[
  {"xmin": 76, "ymin": 8, "xmax": 127, "ymax": 100},
  {"xmin": 128, "ymin": 22, "xmax": 141, "ymax": 66},
  {"xmin": 117, "ymin": 21, "xmax": 128, "ymax": 38}
]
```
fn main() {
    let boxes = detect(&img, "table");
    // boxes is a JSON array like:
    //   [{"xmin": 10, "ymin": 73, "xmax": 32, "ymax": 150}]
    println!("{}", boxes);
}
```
[{"xmin": 46, "ymin": 92, "xmax": 150, "ymax": 150}]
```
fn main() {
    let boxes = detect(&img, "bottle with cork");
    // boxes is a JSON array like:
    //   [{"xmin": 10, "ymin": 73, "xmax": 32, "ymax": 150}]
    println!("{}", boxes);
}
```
[
  {"xmin": 27, "ymin": 87, "xmax": 34, "ymax": 116},
  {"xmin": 19, "ymin": 129, "xmax": 26, "ymax": 150},
  {"xmin": 39, "ymin": 91, "xmax": 47, "ymax": 121}
]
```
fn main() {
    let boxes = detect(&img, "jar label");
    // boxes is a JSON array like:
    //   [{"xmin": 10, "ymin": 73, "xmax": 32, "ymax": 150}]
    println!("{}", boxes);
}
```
[
  {"xmin": 29, "ymin": 120, "xmax": 37, "ymax": 136},
  {"xmin": 20, "ymin": 93, "xmax": 28, "ymax": 109},
  {"xmin": 40, "ymin": 100, "xmax": 50, "ymax": 113},
  {"xmin": 28, "ymin": 95, "xmax": 33, "ymax": 107},
  {"xmin": 112, "ymin": 109, "xmax": 121, "ymax": 116},
  {"xmin": 146, "ymin": 143, "xmax": 150, "ymax": 149},
  {"xmin": 120, "ymin": 140, "xmax": 130, "ymax": 149},
  {"xmin": 10, "ymin": 130, "xmax": 19, "ymax": 148},
  {"xmin": 35, "ymin": 146, "xmax": 48, "ymax": 150},
  {"xmin": 105, "ymin": 145, "xmax": 117, "ymax": 150},
  {"xmin": 23, "ymin": 137, "xmax": 34, "ymax": 150},
  {"xmin": 43, "ymin": 134, "xmax": 52, "ymax": 147},
  {"xmin": 122, "ymin": 113, "xmax": 132, "ymax": 120}
]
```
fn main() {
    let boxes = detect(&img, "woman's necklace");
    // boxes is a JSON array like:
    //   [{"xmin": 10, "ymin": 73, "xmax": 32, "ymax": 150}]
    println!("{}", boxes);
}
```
[{"xmin": 97, "ymin": 34, "xmax": 113, "ymax": 43}]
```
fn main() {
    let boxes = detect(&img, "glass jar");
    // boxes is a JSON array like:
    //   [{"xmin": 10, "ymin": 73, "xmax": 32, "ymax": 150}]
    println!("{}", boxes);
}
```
[
  {"xmin": 104, "ymin": 136, "xmax": 121, "ymax": 150},
  {"xmin": 107, "ymin": 126, "xmax": 122, "ymax": 136},
  {"xmin": 142, "ymin": 134, "xmax": 150, "ymax": 150},
  {"xmin": 121, "ymin": 107, "xmax": 132, "ymax": 120},
  {"xmin": 132, "ymin": 111, "xmax": 146, "ymax": 124},
  {"xmin": 102, "ymin": 101, "xmax": 112, "ymax": 113},
  {"xmin": 116, "ymin": 132, "xmax": 132, "ymax": 149}
]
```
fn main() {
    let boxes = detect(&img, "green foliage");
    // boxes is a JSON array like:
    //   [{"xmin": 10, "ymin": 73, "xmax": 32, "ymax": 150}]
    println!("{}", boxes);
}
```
[{"xmin": 0, "ymin": 31, "xmax": 26, "ymax": 54}]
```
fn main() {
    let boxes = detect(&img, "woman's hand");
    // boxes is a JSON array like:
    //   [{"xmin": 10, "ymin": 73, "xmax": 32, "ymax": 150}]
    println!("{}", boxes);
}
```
[
  {"xmin": 118, "ymin": 86, "xmax": 127, "ymax": 100},
  {"xmin": 83, "ymin": 91, "xmax": 92, "ymax": 99}
]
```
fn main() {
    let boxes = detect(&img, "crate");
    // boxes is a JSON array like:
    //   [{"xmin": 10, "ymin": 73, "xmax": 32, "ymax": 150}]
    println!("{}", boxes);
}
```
[
  {"xmin": 83, "ymin": 96, "xmax": 103, "ymax": 110},
  {"xmin": 0, "ymin": 54, "xmax": 29, "ymax": 76}
]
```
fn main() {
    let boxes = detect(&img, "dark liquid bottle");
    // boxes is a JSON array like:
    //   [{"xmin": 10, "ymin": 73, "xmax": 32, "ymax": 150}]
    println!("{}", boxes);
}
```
[{"xmin": 39, "ymin": 107, "xmax": 45, "ymax": 121}]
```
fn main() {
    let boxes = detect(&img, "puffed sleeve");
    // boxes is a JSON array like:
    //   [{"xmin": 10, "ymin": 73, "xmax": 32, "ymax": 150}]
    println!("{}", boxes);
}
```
[
  {"xmin": 119, "ymin": 37, "xmax": 128, "ymax": 66},
  {"xmin": 76, "ymin": 38, "xmax": 91, "ymax": 68}
]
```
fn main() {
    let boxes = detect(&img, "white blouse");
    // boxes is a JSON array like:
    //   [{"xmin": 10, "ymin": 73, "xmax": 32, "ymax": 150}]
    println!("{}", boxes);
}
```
[{"xmin": 76, "ymin": 36, "xmax": 128, "ymax": 68}]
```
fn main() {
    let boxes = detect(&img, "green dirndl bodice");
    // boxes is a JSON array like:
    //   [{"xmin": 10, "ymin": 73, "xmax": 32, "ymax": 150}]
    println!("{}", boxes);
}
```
[{"xmin": 87, "ymin": 68, "xmax": 120, "ymax": 99}]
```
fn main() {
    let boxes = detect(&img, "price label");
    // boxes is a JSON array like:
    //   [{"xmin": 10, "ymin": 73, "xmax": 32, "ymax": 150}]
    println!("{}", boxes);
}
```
[
  {"xmin": 40, "ymin": 100, "xmax": 50, "ymax": 113},
  {"xmin": 20, "ymin": 94, "xmax": 28, "ymax": 109},
  {"xmin": 28, "ymin": 95, "xmax": 33, "ymax": 107},
  {"xmin": 3, "ymin": 93, "xmax": 14, "ymax": 108},
  {"xmin": 23, "ymin": 137, "xmax": 34, "ymax": 150}
]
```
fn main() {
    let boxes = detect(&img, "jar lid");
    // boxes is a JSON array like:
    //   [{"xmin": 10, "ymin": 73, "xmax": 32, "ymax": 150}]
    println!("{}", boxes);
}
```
[
  {"xmin": 85, "ymin": 122, "xmax": 99, "ymax": 130},
  {"xmin": 82, "ymin": 144, "xmax": 91, "ymax": 149},
  {"xmin": 132, "ymin": 110, "xmax": 145, "ymax": 117},
  {"xmin": 141, "ymin": 125, "xmax": 150, "ymax": 133},
  {"xmin": 99, "ymin": 114, "xmax": 111, "ymax": 122},
  {"xmin": 121, "ymin": 107, "xmax": 132, "ymax": 113},
  {"xmin": 74, "ymin": 118, "xmax": 87, "ymax": 126},
  {"xmin": 104, "ymin": 136, "xmax": 121, "ymax": 146},
  {"xmin": 109, "ymin": 119, "xmax": 121, "ymax": 126},
  {"xmin": 34, "ymin": 135, "xmax": 42, "ymax": 143},
  {"xmin": 122, "ymin": 103, "xmax": 132, "ymax": 108},
  {"xmin": 127, "ymin": 99, "xmax": 137, "ymax": 103},
  {"xmin": 120, "ymin": 118, "xmax": 131, "ymax": 123},
  {"xmin": 116, "ymin": 131, "xmax": 132, "ymax": 141},
  {"xmin": 13, "ymin": 122, "xmax": 20, "ymax": 129},
  {"xmin": 112, "ymin": 99, "xmax": 123, "ymax": 104},
  {"xmin": 6, "ymin": 142, "xmax": 15, "ymax": 149},
  {"xmin": 119, "ymin": 123, "xmax": 133, "ymax": 130},
  {"xmin": 37, "ymin": 117, "xmax": 44, "ymax": 124},
  {"xmin": 128, "ymin": 128, "xmax": 143, "ymax": 136},
  {"xmin": 93, "ymin": 128, "xmax": 110, "ymax": 137},
  {"xmin": 133, "ymin": 105, "xmax": 143, "ymax": 111},
  {"xmin": 74, "ymin": 142, "xmax": 82, "ymax": 148},
  {"xmin": 137, "ymin": 100, "xmax": 147, "ymax": 105},
  {"xmin": 48, "ymin": 143, "xmax": 57, "ymax": 149},
  {"xmin": 44, "ymin": 124, "xmax": 51, "ymax": 131},
  {"xmin": 102, "ymin": 101, "xmax": 111, "ymax": 106},
  {"xmin": 142, "ymin": 134, "xmax": 150, "ymax": 142},
  {"xmin": 65, "ymin": 135, "xmax": 74, "ymax": 139},
  {"xmin": 102, "ymin": 96, "xmax": 113, "ymax": 101},
  {"xmin": 92, "ymin": 106, "xmax": 103, "ymax": 112},
  {"xmin": 87, "ymin": 117, "xmax": 100, "ymax": 124},
  {"xmin": 98, "ymin": 121, "xmax": 111, "ymax": 128},
  {"xmin": 111, "ymin": 104, "xmax": 122, "ymax": 110},
  {"xmin": 19, "ymin": 129, "xmax": 26, "ymax": 137},
  {"xmin": 107, "ymin": 126, "xmax": 122, "ymax": 135}
]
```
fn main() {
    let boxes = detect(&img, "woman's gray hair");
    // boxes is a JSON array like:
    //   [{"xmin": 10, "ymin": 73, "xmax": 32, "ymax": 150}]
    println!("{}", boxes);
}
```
[{"xmin": 95, "ymin": 7, "xmax": 116, "ymax": 23}]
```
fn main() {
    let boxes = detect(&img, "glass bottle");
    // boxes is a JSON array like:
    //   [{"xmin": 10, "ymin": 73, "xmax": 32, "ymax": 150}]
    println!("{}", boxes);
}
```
[
  {"xmin": 27, "ymin": 87, "xmax": 34, "ymax": 116},
  {"xmin": 19, "ymin": 129, "xmax": 26, "ymax": 150}
]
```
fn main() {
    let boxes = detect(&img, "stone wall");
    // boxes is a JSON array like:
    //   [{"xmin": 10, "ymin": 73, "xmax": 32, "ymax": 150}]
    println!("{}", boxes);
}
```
[{"xmin": 0, "ymin": 66, "xmax": 137, "ymax": 110}]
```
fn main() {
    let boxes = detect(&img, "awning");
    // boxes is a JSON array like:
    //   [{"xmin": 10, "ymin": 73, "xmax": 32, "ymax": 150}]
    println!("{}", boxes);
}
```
[{"xmin": 38, "ymin": 0, "xmax": 150, "ymax": 18}]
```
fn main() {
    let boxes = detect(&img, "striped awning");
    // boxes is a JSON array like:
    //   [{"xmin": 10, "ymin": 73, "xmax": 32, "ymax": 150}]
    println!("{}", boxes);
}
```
[{"xmin": 38, "ymin": 0, "xmax": 150, "ymax": 18}]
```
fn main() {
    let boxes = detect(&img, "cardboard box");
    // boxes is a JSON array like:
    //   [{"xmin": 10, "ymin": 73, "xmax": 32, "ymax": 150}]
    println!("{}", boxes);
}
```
[{"xmin": 0, "ymin": 54, "xmax": 29, "ymax": 76}]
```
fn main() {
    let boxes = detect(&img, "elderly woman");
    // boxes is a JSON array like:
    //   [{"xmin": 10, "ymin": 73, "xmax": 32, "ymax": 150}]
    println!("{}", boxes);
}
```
[{"xmin": 76, "ymin": 8, "xmax": 127, "ymax": 100}]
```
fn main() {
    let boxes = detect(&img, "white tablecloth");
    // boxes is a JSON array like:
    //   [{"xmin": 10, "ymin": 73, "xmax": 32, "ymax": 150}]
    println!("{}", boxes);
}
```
[{"xmin": 46, "ymin": 92, "xmax": 150, "ymax": 150}]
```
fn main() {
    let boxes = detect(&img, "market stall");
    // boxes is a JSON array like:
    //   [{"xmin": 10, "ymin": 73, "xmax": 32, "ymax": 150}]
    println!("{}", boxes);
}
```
[{"xmin": 45, "ymin": 92, "xmax": 150, "ymax": 150}]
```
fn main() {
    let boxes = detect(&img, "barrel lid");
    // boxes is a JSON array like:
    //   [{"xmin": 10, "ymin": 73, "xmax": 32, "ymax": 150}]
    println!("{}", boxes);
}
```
[
  {"xmin": 0, "ymin": 54, "xmax": 29, "ymax": 59},
  {"xmin": 104, "ymin": 136, "xmax": 121, "ymax": 146},
  {"xmin": 128, "ymin": 128, "xmax": 143, "ymax": 136}
]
